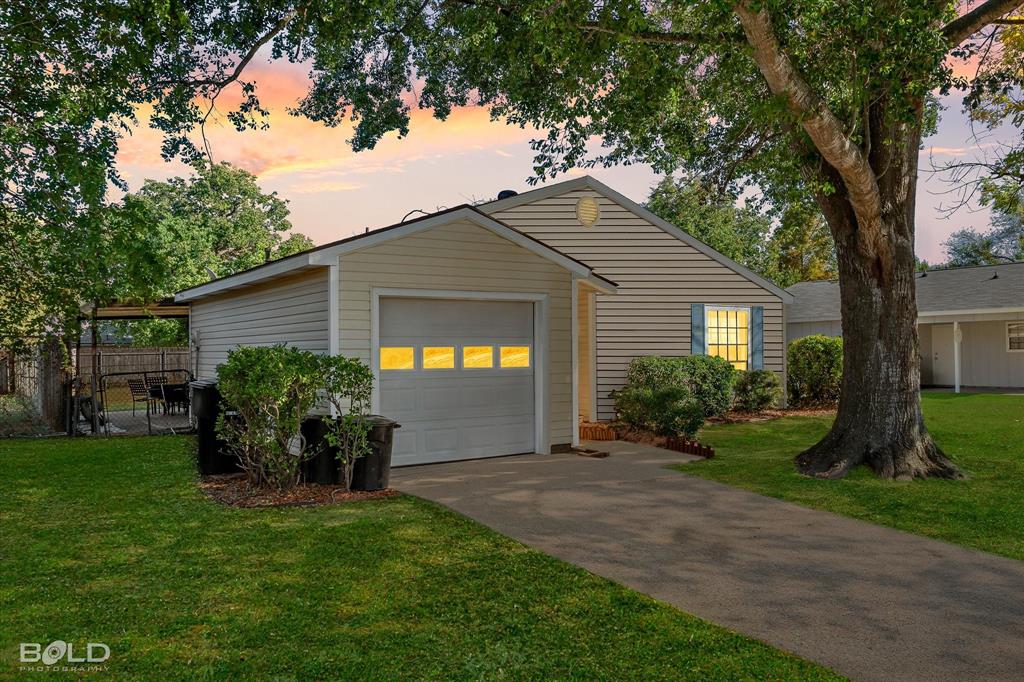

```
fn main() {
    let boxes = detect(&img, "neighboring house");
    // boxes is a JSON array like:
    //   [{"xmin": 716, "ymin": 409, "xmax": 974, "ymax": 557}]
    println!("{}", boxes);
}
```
[
  {"xmin": 787, "ymin": 262, "xmax": 1024, "ymax": 391},
  {"xmin": 176, "ymin": 176, "xmax": 792, "ymax": 466}
]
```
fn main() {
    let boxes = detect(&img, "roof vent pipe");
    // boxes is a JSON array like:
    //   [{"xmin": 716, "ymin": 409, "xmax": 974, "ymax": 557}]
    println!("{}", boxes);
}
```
[
  {"xmin": 497, "ymin": 189, "xmax": 518, "ymax": 200},
  {"xmin": 991, "ymin": 271, "xmax": 999, "ymax": 279}
]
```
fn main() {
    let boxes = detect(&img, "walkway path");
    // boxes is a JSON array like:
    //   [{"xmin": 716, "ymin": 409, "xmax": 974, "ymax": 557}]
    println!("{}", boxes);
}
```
[{"xmin": 393, "ymin": 441, "xmax": 1024, "ymax": 682}]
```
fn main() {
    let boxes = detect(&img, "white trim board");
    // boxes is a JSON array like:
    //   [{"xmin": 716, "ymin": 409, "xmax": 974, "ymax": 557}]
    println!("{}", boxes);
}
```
[
  {"xmin": 369, "ymin": 287, "xmax": 553, "ymax": 456},
  {"xmin": 481, "ymin": 175, "xmax": 794, "ymax": 303},
  {"xmin": 571, "ymin": 274, "xmax": 579, "ymax": 447}
]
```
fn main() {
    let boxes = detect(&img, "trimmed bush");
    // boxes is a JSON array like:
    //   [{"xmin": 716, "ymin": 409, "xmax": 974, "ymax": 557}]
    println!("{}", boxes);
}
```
[
  {"xmin": 787, "ymin": 335, "xmax": 843, "ymax": 406},
  {"xmin": 613, "ymin": 384, "xmax": 705, "ymax": 438},
  {"xmin": 320, "ymin": 354, "xmax": 375, "ymax": 492},
  {"xmin": 626, "ymin": 355, "xmax": 735, "ymax": 418},
  {"xmin": 216, "ymin": 344, "xmax": 323, "ymax": 490},
  {"xmin": 733, "ymin": 370, "xmax": 782, "ymax": 413}
]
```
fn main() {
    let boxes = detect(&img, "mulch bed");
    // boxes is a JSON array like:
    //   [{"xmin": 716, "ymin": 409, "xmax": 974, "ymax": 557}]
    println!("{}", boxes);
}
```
[
  {"xmin": 199, "ymin": 473, "xmax": 399, "ymax": 508},
  {"xmin": 709, "ymin": 407, "xmax": 837, "ymax": 424}
]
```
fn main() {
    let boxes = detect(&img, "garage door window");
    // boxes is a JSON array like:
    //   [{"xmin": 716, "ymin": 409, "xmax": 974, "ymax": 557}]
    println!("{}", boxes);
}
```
[
  {"xmin": 380, "ymin": 347, "xmax": 415, "ymax": 370},
  {"xmin": 500, "ymin": 346, "xmax": 531, "ymax": 368},
  {"xmin": 423, "ymin": 346, "xmax": 455, "ymax": 369},
  {"xmin": 462, "ymin": 346, "xmax": 494, "ymax": 368}
]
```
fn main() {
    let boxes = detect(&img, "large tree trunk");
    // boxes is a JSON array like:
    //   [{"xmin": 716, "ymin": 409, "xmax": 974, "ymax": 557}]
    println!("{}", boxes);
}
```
[{"xmin": 795, "ymin": 109, "xmax": 964, "ymax": 480}]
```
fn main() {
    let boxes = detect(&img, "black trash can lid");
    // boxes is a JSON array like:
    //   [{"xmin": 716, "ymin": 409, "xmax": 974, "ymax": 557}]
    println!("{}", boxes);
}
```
[
  {"xmin": 190, "ymin": 379, "xmax": 218, "ymax": 389},
  {"xmin": 365, "ymin": 414, "xmax": 401, "ymax": 428}
]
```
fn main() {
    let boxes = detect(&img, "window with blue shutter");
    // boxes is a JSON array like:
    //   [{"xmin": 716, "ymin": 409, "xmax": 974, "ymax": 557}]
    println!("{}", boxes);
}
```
[{"xmin": 701, "ymin": 305, "xmax": 762, "ymax": 371}]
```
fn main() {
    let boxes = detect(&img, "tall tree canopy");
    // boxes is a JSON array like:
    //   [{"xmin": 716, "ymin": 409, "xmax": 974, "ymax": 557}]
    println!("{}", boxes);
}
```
[
  {"xmin": 943, "ymin": 196, "xmax": 1024, "ymax": 265},
  {"xmin": 101, "ymin": 162, "xmax": 313, "ymax": 345},
  {"xmin": 645, "ymin": 177, "xmax": 778, "ymax": 280},
  {"xmin": 646, "ymin": 177, "xmax": 836, "ymax": 287},
  {"xmin": 4, "ymin": 0, "xmax": 1023, "ymax": 478},
  {"xmin": 118, "ymin": 162, "xmax": 313, "ymax": 293}
]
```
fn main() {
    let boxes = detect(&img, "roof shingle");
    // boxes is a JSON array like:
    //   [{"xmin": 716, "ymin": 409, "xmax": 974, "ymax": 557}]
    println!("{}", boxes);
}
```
[{"xmin": 787, "ymin": 262, "xmax": 1024, "ymax": 322}]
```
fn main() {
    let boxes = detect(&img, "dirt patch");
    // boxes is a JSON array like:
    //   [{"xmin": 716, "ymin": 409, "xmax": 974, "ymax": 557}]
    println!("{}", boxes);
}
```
[
  {"xmin": 710, "ymin": 407, "xmax": 837, "ymax": 424},
  {"xmin": 199, "ymin": 473, "xmax": 399, "ymax": 508}
]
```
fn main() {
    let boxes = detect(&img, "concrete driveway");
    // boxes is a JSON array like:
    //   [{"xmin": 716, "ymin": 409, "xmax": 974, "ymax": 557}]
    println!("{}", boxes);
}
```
[{"xmin": 392, "ymin": 440, "xmax": 1024, "ymax": 682}]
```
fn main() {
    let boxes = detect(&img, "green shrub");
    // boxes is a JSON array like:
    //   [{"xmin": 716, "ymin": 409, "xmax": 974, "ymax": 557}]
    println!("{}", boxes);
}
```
[
  {"xmin": 733, "ymin": 370, "xmax": 782, "ymax": 412},
  {"xmin": 216, "ymin": 345, "xmax": 323, "ymax": 490},
  {"xmin": 677, "ymin": 355, "xmax": 736, "ymax": 417},
  {"xmin": 613, "ymin": 384, "xmax": 705, "ymax": 438},
  {"xmin": 626, "ymin": 355, "xmax": 735, "ymax": 418},
  {"xmin": 320, "ymin": 355, "xmax": 375, "ymax": 491},
  {"xmin": 626, "ymin": 356, "xmax": 686, "ymax": 388},
  {"xmin": 787, "ymin": 335, "xmax": 843, "ymax": 406}
]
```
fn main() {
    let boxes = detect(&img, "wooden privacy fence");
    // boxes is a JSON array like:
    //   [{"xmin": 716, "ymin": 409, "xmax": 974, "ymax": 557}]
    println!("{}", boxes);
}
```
[
  {"xmin": 1, "ymin": 340, "xmax": 69, "ymax": 432},
  {"xmin": 78, "ymin": 347, "xmax": 189, "ymax": 384}
]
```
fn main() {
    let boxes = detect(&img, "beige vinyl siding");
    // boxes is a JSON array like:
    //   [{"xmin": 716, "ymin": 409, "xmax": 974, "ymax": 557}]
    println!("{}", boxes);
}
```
[
  {"xmin": 190, "ymin": 270, "xmax": 329, "ymax": 378},
  {"xmin": 492, "ymin": 189, "xmax": 785, "ymax": 419},
  {"xmin": 337, "ymin": 219, "xmax": 574, "ymax": 446}
]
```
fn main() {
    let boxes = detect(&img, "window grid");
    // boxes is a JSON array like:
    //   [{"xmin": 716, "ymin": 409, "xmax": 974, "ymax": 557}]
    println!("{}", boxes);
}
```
[
  {"xmin": 706, "ymin": 307, "xmax": 750, "ymax": 371},
  {"xmin": 1009, "ymin": 323, "xmax": 1024, "ymax": 352}
]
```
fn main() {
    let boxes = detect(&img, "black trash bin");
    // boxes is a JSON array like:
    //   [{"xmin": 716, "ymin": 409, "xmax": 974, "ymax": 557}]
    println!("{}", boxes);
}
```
[
  {"xmin": 300, "ymin": 417, "xmax": 341, "ymax": 484},
  {"xmin": 190, "ymin": 380, "xmax": 241, "ymax": 475},
  {"xmin": 351, "ymin": 416, "xmax": 400, "ymax": 491}
]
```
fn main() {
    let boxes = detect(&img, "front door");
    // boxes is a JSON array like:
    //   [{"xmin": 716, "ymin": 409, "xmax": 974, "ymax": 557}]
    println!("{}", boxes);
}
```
[{"xmin": 931, "ymin": 324, "xmax": 955, "ymax": 386}]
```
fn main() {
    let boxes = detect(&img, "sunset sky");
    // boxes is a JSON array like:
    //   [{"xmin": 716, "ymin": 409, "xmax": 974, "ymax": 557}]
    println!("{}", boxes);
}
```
[{"xmin": 115, "ymin": 54, "xmax": 1013, "ymax": 265}]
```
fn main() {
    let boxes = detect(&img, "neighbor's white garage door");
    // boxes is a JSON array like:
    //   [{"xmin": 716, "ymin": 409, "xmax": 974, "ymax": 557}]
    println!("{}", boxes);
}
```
[{"xmin": 379, "ymin": 297, "xmax": 535, "ymax": 466}]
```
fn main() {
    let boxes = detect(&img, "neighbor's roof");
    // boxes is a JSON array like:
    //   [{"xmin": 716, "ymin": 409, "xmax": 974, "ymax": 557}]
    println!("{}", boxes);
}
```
[
  {"xmin": 787, "ymin": 262, "xmax": 1024, "ymax": 322},
  {"xmin": 175, "ymin": 205, "xmax": 618, "ymax": 302}
]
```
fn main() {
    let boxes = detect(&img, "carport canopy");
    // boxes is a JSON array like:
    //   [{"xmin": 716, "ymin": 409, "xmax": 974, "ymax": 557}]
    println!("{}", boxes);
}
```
[{"xmin": 79, "ymin": 298, "xmax": 190, "ymax": 320}]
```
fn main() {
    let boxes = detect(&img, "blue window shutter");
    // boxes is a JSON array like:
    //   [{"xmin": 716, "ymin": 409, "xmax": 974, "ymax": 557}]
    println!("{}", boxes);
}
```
[
  {"xmin": 690, "ymin": 304, "xmax": 706, "ymax": 355},
  {"xmin": 752, "ymin": 306, "xmax": 764, "ymax": 370}
]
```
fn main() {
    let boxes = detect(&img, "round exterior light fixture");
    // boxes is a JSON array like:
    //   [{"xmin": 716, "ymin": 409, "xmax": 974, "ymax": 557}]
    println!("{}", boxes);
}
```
[{"xmin": 576, "ymin": 196, "xmax": 601, "ymax": 227}]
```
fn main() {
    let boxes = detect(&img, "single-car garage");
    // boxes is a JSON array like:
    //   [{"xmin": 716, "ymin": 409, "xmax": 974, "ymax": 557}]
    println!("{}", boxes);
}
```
[
  {"xmin": 177, "ymin": 205, "xmax": 617, "ymax": 465},
  {"xmin": 378, "ymin": 296, "xmax": 537, "ymax": 466}
]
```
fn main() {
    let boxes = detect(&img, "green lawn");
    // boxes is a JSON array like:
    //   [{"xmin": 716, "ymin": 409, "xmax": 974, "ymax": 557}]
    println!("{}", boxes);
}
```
[
  {"xmin": 682, "ymin": 393, "xmax": 1024, "ymax": 561},
  {"xmin": 0, "ymin": 437, "xmax": 837, "ymax": 680}
]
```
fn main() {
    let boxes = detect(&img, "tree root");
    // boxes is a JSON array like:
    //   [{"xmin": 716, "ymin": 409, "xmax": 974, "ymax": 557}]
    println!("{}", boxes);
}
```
[{"xmin": 795, "ymin": 430, "xmax": 965, "ymax": 480}]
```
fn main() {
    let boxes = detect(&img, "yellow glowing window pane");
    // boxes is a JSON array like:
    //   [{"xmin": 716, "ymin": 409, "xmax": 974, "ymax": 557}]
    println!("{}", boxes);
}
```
[
  {"xmin": 423, "ymin": 347, "xmax": 455, "ymax": 369},
  {"xmin": 380, "ymin": 347, "xmax": 414, "ymax": 370},
  {"xmin": 737, "ymin": 310, "xmax": 749, "ymax": 327},
  {"xmin": 500, "ymin": 346, "xmax": 530, "ymax": 368},
  {"xmin": 462, "ymin": 346, "xmax": 493, "ymax": 368},
  {"xmin": 707, "ymin": 309, "xmax": 719, "ymax": 326},
  {"xmin": 707, "ymin": 345, "xmax": 720, "ymax": 357},
  {"xmin": 731, "ymin": 361, "xmax": 746, "ymax": 371},
  {"xmin": 736, "ymin": 346, "xmax": 748, "ymax": 362},
  {"xmin": 707, "ymin": 327, "xmax": 719, "ymax": 344}
]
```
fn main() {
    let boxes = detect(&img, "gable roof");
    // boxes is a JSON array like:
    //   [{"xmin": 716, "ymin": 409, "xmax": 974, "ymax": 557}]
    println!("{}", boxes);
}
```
[
  {"xmin": 787, "ymin": 262, "xmax": 1024, "ymax": 322},
  {"xmin": 481, "ymin": 175, "xmax": 795, "ymax": 303},
  {"xmin": 175, "ymin": 205, "xmax": 618, "ymax": 302}
]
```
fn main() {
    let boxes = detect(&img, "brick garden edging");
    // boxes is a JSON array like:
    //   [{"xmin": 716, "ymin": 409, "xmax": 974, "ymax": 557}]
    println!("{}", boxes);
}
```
[
  {"xmin": 581, "ymin": 421, "xmax": 715, "ymax": 458},
  {"xmin": 665, "ymin": 437, "xmax": 715, "ymax": 458}
]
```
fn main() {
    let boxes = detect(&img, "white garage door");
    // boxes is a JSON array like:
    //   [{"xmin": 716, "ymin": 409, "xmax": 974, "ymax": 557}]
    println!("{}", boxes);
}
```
[{"xmin": 379, "ymin": 297, "xmax": 536, "ymax": 466}]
